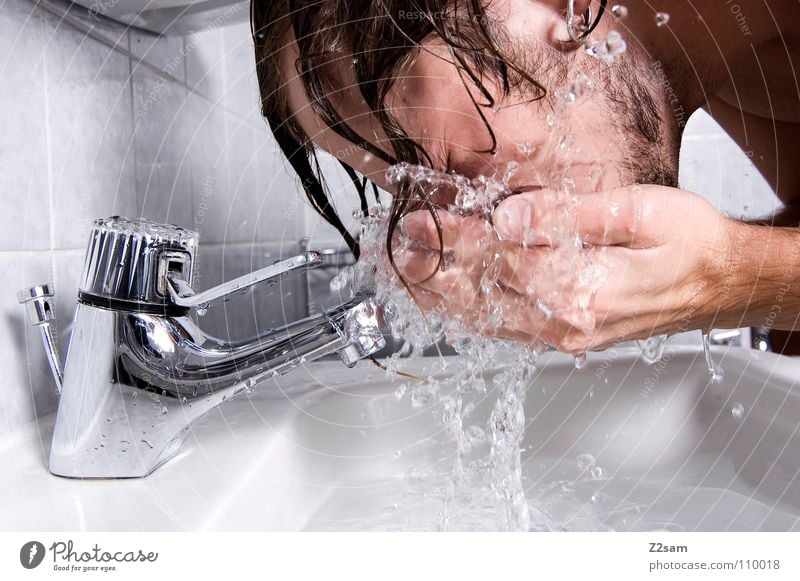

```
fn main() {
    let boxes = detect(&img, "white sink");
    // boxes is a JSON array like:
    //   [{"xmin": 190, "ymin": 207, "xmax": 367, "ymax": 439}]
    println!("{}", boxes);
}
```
[{"xmin": 2, "ymin": 346, "xmax": 799, "ymax": 531}]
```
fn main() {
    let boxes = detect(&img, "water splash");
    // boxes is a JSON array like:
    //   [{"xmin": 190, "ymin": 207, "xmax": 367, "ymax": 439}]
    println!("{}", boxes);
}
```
[
  {"xmin": 636, "ymin": 334, "xmax": 669, "ymax": 364},
  {"xmin": 332, "ymin": 69, "xmax": 612, "ymax": 530},
  {"xmin": 702, "ymin": 332, "xmax": 724, "ymax": 383},
  {"xmin": 584, "ymin": 30, "xmax": 628, "ymax": 63}
]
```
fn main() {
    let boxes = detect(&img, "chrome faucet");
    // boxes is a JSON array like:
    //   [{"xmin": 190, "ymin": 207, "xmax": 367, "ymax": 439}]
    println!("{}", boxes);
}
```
[{"xmin": 19, "ymin": 216, "xmax": 385, "ymax": 479}]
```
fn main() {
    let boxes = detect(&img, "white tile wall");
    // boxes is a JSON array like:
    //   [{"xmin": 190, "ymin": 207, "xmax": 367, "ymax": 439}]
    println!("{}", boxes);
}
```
[
  {"xmin": 43, "ymin": 8, "xmax": 139, "ymax": 250},
  {"xmin": 680, "ymin": 110, "xmax": 782, "ymax": 219},
  {"xmin": 0, "ymin": 0, "xmax": 786, "ymax": 441},
  {"xmin": 0, "ymin": 0, "xmax": 307, "ymax": 438},
  {"xmin": 0, "ymin": 1, "xmax": 50, "ymax": 252}
]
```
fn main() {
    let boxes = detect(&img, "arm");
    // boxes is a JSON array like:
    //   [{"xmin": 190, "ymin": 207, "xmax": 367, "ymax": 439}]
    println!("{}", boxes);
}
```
[{"xmin": 718, "ymin": 221, "xmax": 800, "ymax": 332}]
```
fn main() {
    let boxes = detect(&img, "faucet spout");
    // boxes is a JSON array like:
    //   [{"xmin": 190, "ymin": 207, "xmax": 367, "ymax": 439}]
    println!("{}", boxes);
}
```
[
  {"xmin": 117, "ymin": 294, "xmax": 383, "ymax": 399},
  {"xmin": 17, "ymin": 284, "xmax": 64, "ymax": 394},
  {"xmin": 24, "ymin": 217, "xmax": 385, "ymax": 478}
]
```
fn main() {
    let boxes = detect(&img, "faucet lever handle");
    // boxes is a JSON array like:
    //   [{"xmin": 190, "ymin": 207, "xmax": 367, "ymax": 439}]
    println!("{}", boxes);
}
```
[{"xmin": 166, "ymin": 251, "xmax": 323, "ymax": 311}]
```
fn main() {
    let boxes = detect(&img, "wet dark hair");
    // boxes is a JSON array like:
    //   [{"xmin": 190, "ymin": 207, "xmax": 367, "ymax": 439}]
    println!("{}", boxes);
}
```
[{"xmin": 250, "ymin": 0, "xmax": 548, "ymax": 269}]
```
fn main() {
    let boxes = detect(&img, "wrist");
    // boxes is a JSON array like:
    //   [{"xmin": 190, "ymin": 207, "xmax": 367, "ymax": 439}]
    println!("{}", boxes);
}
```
[{"xmin": 713, "ymin": 220, "xmax": 800, "ymax": 330}]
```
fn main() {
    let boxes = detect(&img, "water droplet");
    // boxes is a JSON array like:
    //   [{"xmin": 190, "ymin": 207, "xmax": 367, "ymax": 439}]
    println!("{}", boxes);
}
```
[
  {"xmin": 466, "ymin": 425, "xmax": 487, "ymax": 444},
  {"xmin": 637, "ymin": 334, "xmax": 668, "ymax": 364},
  {"xmin": 731, "ymin": 402, "xmax": 744, "ymax": 420},
  {"xmin": 611, "ymin": 4, "xmax": 628, "ymax": 19},
  {"xmin": 130, "ymin": 391, "xmax": 137, "ymax": 400},
  {"xmin": 655, "ymin": 12, "xmax": 670, "ymax": 27},
  {"xmin": 161, "ymin": 406, "xmax": 168, "ymax": 415},
  {"xmin": 562, "ymin": 73, "xmax": 592, "ymax": 105},
  {"xmin": 577, "ymin": 453, "xmax": 596, "ymax": 472},
  {"xmin": 584, "ymin": 30, "xmax": 628, "ymax": 63},
  {"xmin": 574, "ymin": 354, "xmax": 587, "ymax": 370},
  {"xmin": 196, "ymin": 306, "xmax": 208, "ymax": 317},
  {"xmin": 181, "ymin": 397, "xmax": 187, "ymax": 405},
  {"xmin": 410, "ymin": 387, "xmax": 431, "ymax": 408},
  {"xmin": 517, "ymin": 143, "xmax": 535, "ymax": 157}
]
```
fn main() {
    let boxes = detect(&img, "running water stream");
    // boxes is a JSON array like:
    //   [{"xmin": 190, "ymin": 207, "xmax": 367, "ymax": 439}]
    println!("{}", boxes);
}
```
[{"xmin": 334, "ymin": 77, "xmax": 607, "ymax": 528}]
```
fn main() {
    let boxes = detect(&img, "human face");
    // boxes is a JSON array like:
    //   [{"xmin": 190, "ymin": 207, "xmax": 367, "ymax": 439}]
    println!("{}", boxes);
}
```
[{"xmin": 282, "ymin": 0, "xmax": 679, "ymax": 202}]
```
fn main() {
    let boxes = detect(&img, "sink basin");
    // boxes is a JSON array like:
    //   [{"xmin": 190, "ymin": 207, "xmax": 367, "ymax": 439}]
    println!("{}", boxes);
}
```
[{"xmin": 2, "ymin": 346, "xmax": 799, "ymax": 531}]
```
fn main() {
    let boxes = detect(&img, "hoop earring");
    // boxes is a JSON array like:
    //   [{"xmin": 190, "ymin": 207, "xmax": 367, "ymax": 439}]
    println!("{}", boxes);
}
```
[{"xmin": 566, "ymin": 0, "xmax": 608, "ymax": 42}]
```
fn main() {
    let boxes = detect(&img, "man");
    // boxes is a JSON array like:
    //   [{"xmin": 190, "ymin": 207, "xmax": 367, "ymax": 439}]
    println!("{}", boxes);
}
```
[{"xmin": 252, "ymin": 0, "xmax": 800, "ymax": 353}]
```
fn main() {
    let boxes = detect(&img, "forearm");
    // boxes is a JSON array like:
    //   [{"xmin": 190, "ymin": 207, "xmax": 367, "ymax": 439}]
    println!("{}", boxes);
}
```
[{"xmin": 714, "ymin": 221, "xmax": 800, "ymax": 331}]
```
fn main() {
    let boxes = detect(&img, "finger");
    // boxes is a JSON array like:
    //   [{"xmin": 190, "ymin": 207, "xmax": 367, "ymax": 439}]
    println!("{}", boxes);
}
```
[
  {"xmin": 401, "ymin": 209, "xmax": 494, "ymax": 260},
  {"xmin": 405, "ymin": 285, "xmax": 445, "ymax": 312},
  {"xmin": 391, "ymin": 246, "xmax": 443, "ymax": 285},
  {"xmin": 492, "ymin": 189, "xmax": 564, "ymax": 246},
  {"xmin": 494, "ymin": 185, "xmax": 663, "ymax": 248},
  {"xmin": 495, "ymin": 243, "xmax": 550, "ymax": 296}
]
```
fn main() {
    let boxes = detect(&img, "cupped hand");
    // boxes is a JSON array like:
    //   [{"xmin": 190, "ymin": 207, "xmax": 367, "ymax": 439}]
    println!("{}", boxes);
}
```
[{"xmin": 394, "ymin": 184, "xmax": 735, "ymax": 353}]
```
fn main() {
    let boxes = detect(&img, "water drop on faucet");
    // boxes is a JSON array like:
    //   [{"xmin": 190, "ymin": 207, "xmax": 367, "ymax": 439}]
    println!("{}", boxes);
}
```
[
  {"xmin": 611, "ymin": 4, "xmax": 628, "ymax": 19},
  {"xmin": 577, "ymin": 453, "xmax": 596, "ymax": 472}
]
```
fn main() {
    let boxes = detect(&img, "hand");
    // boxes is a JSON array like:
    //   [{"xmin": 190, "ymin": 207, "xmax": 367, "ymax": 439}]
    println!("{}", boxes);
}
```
[{"xmin": 395, "ymin": 184, "xmax": 735, "ymax": 353}]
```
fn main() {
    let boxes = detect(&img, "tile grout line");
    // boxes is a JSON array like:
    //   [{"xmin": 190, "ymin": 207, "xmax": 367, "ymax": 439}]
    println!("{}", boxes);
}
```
[
  {"xmin": 39, "ymin": 2, "xmax": 57, "ymax": 280},
  {"xmin": 36, "ymin": 0, "xmax": 263, "ymax": 132}
]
